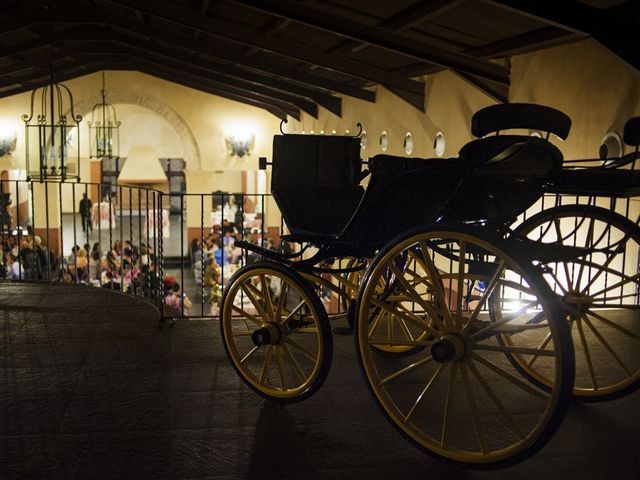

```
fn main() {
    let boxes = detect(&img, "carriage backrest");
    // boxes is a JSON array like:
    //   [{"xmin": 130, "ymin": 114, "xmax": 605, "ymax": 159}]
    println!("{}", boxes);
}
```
[
  {"xmin": 271, "ymin": 135, "xmax": 362, "ymax": 190},
  {"xmin": 623, "ymin": 117, "xmax": 640, "ymax": 147},
  {"xmin": 471, "ymin": 103, "xmax": 572, "ymax": 140}
]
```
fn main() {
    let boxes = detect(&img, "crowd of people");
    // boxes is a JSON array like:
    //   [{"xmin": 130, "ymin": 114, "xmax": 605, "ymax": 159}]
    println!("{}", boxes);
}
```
[{"xmin": 2, "ymin": 217, "xmax": 284, "ymax": 317}]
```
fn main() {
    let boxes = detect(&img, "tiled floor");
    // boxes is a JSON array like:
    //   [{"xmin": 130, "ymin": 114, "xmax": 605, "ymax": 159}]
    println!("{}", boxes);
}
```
[{"xmin": 1, "ymin": 282, "xmax": 639, "ymax": 479}]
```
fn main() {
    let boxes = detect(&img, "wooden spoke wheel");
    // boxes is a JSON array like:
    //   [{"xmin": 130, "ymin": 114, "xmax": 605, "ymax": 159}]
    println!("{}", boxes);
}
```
[
  {"xmin": 355, "ymin": 227, "xmax": 574, "ymax": 466},
  {"xmin": 516, "ymin": 205, "xmax": 640, "ymax": 401},
  {"xmin": 220, "ymin": 262, "xmax": 332, "ymax": 402}
]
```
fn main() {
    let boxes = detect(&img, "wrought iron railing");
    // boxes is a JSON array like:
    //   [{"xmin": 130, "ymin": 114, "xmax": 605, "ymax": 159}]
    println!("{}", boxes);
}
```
[{"xmin": 2, "ymin": 179, "xmax": 638, "ymax": 319}]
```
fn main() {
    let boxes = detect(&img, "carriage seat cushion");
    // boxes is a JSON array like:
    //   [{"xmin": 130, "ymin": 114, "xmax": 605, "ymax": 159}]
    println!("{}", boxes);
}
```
[
  {"xmin": 273, "ymin": 185, "xmax": 364, "ymax": 239},
  {"xmin": 458, "ymin": 135, "xmax": 563, "ymax": 178},
  {"xmin": 369, "ymin": 154, "xmax": 470, "ymax": 175}
]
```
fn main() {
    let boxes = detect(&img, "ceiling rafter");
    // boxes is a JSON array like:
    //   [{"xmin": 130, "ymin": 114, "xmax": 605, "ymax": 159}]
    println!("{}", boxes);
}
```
[
  {"xmin": 325, "ymin": 0, "xmax": 470, "ymax": 55},
  {"xmin": 484, "ymin": 0, "xmax": 640, "ymax": 72},
  {"xmin": 228, "ymin": 0, "xmax": 509, "ymax": 85},
  {"xmin": 100, "ymin": 0, "xmax": 424, "ymax": 109},
  {"xmin": 0, "ymin": 9, "xmax": 376, "ymax": 103},
  {"xmin": 0, "ymin": 26, "xmax": 342, "ymax": 116},
  {"xmin": 0, "ymin": 53, "xmax": 298, "ymax": 120}
]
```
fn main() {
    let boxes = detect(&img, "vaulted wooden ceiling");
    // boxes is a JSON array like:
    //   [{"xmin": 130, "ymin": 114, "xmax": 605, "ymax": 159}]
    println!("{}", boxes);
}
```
[{"xmin": 0, "ymin": 0, "xmax": 637, "ymax": 120}]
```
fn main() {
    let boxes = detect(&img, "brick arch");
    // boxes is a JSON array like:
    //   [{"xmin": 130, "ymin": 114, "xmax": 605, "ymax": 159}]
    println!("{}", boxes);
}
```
[{"xmin": 74, "ymin": 90, "xmax": 201, "ymax": 170}]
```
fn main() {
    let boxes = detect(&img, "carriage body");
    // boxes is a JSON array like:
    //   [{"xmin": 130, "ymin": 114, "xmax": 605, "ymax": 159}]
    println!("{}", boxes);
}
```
[{"xmin": 220, "ymin": 103, "xmax": 640, "ymax": 466}]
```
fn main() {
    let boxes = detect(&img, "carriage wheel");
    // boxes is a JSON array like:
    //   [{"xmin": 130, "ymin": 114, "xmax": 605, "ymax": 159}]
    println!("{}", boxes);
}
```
[
  {"xmin": 516, "ymin": 205, "xmax": 640, "ymax": 401},
  {"xmin": 355, "ymin": 227, "xmax": 574, "ymax": 465},
  {"xmin": 220, "ymin": 262, "xmax": 332, "ymax": 402}
]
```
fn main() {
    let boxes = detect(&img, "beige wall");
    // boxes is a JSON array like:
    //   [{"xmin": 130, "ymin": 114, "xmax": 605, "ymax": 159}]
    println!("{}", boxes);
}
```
[
  {"xmin": 289, "ymin": 38, "xmax": 640, "ymax": 164},
  {"xmin": 2, "ymin": 38, "xmax": 640, "ymax": 228}
]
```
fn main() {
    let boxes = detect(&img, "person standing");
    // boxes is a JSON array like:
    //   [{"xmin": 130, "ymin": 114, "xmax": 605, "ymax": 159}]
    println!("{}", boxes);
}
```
[{"xmin": 79, "ymin": 193, "xmax": 92, "ymax": 234}]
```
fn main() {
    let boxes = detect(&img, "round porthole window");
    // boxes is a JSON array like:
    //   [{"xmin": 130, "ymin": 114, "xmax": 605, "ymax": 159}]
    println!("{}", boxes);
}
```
[
  {"xmin": 403, "ymin": 132, "xmax": 414, "ymax": 155},
  {"xmin": 599, "ymin": 131, "xmax": 623, "ymax": 165},
  {"xmin": 379, "ymin": 131, "xmax": 389, "ymax": 152},
  {"xmin": 434, "ymin": 131, "xmax": 445, "ymax": 157},
  {"xmin": 360, "ymin": 131, "xmax": 368, "ymax": 149}
]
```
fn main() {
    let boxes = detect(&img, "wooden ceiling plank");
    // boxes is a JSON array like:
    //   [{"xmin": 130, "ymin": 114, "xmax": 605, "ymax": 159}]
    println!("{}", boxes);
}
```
[
  {"xmin": 228, "ymin": 0, "xmax": 509, "ymax": 85},
  {"xmin": 452, "ymin": 70, "xmax": 508, "ymax": 104},
  {"xmin": 484, "ymin": 0, "xmax": 640, "ymax": 72},
  {"xmin": 101, "ymin": 0, "xmax": 423, "ymax": 99},
  {"xmin": 381, "ymin": 0, "xmax": 469, "ymax": 30},
  {"xmin": 1, "ymin": 9, "xmax": 376, "ymax": 103},
  {"xmin": 104, "ymin": 18, "xmax": 376, "ymax": 102}
]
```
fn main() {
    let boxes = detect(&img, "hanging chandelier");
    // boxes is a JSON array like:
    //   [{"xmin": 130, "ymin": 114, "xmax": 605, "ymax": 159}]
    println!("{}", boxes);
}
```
[
  {"xmin": 88, "ymin": 71, "xmax": 120, "ymax": 159},
  {"xmin": 22, "ymin": 67, "xmax": 82, "ymax": 181}
]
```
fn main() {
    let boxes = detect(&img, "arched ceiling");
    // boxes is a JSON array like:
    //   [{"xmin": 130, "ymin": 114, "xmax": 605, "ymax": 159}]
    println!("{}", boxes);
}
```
[{"xmin": 0, "ymin": 0, "xmax": 637, "ymax": 119}]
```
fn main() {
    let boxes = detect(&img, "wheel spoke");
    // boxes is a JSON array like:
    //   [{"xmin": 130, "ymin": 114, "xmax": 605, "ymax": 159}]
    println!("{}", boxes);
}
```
[
  {"xmin": 231, "ymin": 305, "xmax": 262, "ymax": 326},
  {"xmin": 259, "ymin": 344, "xmax": 274, "ymax": 385},
  {"xmin": 241, "ymin": 283, "xmax": 269, "ymax": 321},
  {"xmin": 466, "ymin": 358, "xmax": 525, "ymax": 440},
  {"xmin": 380, "ymin": 355, "xmax": 434, "ymax": 386},
  {"xmin": 282, "ymin": 343, "xmax": 306, "ymax": 384},
  {"xmin": 527, "ymin": 331, "xmax": 553, "ymax": 368},
  {"xmin": 459, "ymin": 361, "xmax": 488, "ymax": 455},
  {"xmin": 404, "ymin": 362, "xmax": 445, "ymax": 422},
  {"xmin": 389, "ymin": 262, "xmax": 445, "ymax": 331},
  {"xmin": 580, "ymin": 250, "xmax": 619, "ymax": 295},
  {"xmin": 471, "ymin": 300, "xmax": 542, "ymax": 339},
  {"xmin": 240, "ymin": 345, "xmax": 260, "ymax": 364},
  {"xmin": 276, "ymin": 346, "xmax": 287, "ymax": 391},
  {"xmin": 587, "ymin": 309, "xmax": 640, "ymax": 340},
  {"xmin": 260, "ymin": 274, "xmax": 275, "ymax": 317},
  {"xmin": 369, "ymin": 297, "xmax": 439, "ymax": 337},
  {"xmin": 230, "ymin": 330, "xmax": 254, "ymax": 337},
  {"xmin": 418, "ymin": 241, "xmax": 454, "ymax": 330},
  {"xmin": 588, "ymin": 273, "xmax": 640, "ymax": 299},
  {"xmin": 469, "ymin": 352, "xmax": 548, "ymax": 400},
  {"xmin": 279, "ymin": 300, "xmax": 307, "ymax": 326},
  {"xmin": 574, "ymin": 216, "xmax": 596, "ymax": 288},
  {"xmin": 274, "ymin": 282, "xmax": 289, "ymax": 322},
  {"xmin": 575, "ymin": 316, "xmax": 599, "ymax": 390},
  {"xmin": 440, "ymin": 362, "xmax": 458, "ymax": 449},
  {"xmin": 582, "ymin": 314, "xmax": 632, "ymax": 377},
  {"xmin": 283, "ymin": 337, "xmax": 317, "ymax": 363},
  {"xmin": 472, "ymin": 343, "xmax": 556, "ymax": 357},
  {"xmin": 464, "ymin": 261, "xmax": 507, "ymax": 329},
  {"xmin": 456, "ymin": 241, "xmax": 467, "ymax": 326}
]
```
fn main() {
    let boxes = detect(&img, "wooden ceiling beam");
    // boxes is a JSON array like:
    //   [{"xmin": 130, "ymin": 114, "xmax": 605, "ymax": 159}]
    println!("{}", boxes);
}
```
[
  {"xmin": 0, "ymin": 54, "xmax": 295, "ymax": 119},
  {"xmin": 228, "ymin": 0, "xmax": 509, "ymax": 85},
  {"xmin": 0, "ymin": 9, "xmax": 374, "ymax": 104},
  {"xmin": 484, "ymin": 0, "xmax": 640, "ymax": 73},
  {"xmin": 326, "ymin": 0, "xmax": 470, "ymax": 54},
  {"xmin": 114, "ymin": 47, "xmax": 319, "ymax": 118},
  {"xmin": 101, "ymin": 0, "xmax": 422, "ymax": 107},
  {"xmin": 1, "ymin": 27, "xmax": 343, "ymax": 116},
  {"xmin": 134, "ymin": 66, "xmax": 294, "ymax": 120},
  {"xmin": 382, "ymin": 0, "xmax": 469, "ymax": 30},
  {"xmin": 98, "ymin": 15, "xmax": 376, "ymax": 102}
]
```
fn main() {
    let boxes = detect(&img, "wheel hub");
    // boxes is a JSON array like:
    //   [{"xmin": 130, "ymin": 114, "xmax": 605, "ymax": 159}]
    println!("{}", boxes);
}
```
[
  {"xmin": 430, "ymin": 334, "xmax": 466, "ymax": 363},
  {"xmin": 563, "ymin": 292, "xmax": 594, "ymax": 316},
  {"xmin": 251, "ymin": 322, "xmax": 282, "ymax": 346}
]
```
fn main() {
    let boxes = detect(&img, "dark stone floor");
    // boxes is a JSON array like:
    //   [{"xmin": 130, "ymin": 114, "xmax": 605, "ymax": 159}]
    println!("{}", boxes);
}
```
[{"xmin": 1, "ymin": 282, "xmax": 639, "ymax": 479}]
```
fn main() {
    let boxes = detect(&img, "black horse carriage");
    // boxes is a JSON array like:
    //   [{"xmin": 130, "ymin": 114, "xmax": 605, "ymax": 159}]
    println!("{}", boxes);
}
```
[{"xmin": 219, "ymin": 103, "xmax": 640, "ymax": 465}]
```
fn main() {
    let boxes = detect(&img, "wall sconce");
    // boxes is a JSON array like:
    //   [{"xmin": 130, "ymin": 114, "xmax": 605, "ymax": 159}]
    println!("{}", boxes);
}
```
[
  {"xmin": 224, "ymin": 127, "xmax": 255, "ymax": 158},
  {"xmin": 0, "ymin": 127, "xmax": 17, "ymax": 157}
]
